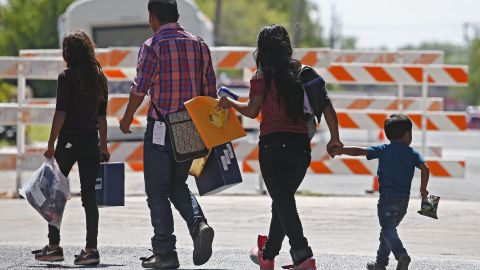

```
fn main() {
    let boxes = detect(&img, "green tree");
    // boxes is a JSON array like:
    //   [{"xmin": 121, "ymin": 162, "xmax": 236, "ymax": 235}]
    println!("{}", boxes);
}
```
[
  {"xmin": 195, "ymin": 0, "xmax": 324, "ymax": 47},
  {"xmin": 0, "ymin": 81, "xmax": 15, "ymax": 102},
  {"xmin": 0, "ymin": 0, "xmax": 74, "ymax": 56}
]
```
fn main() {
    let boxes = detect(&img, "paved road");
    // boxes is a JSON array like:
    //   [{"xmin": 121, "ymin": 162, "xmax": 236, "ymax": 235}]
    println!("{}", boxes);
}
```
[{"xmin": 1, "ymin": 196, "xmax": 479, "ymax": 269}]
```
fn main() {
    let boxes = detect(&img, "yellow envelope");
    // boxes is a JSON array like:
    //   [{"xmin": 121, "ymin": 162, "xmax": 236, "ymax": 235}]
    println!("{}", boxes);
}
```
[{"xmin": 184, "ymin": 96, "xmax": 247, "ymax": 149}]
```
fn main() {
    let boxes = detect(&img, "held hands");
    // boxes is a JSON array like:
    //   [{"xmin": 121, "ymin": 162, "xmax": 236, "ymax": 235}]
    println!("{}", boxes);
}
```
[{"xmin": 327, "ymin": 138, "xmax": 344, "ymax": 158}]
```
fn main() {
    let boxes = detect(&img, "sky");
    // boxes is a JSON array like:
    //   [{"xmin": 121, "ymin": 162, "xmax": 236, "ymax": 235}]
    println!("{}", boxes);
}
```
[{"xmin": 313, "ymin": 0, "xmax": 480, "ymax": 49}]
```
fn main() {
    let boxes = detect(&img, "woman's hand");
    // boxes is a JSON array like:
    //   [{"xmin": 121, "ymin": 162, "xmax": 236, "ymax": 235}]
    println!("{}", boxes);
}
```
[
  {"xmin": 44, "ymin": 146, "xmax": 55, "ymax": 159},
  {"xmin": 218, "ymin": 96, "xmax": 231, "ymax": 109},
  {"xmin": 327, "ymin": 138, "xmax": 344, "ymax": 158},
  {"xmin": 100, "ymin": 147, "xmax": 110, "ymax": 163}
]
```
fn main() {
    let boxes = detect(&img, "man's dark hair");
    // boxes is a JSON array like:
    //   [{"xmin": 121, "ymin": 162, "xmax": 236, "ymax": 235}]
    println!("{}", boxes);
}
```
[
  {"xmin": 384, "ymin": 114, "xmax": 413, "ymax": 140},
  {"xmin": 148, "ymin": 0, "xmax": 179, "ymax": 23}
]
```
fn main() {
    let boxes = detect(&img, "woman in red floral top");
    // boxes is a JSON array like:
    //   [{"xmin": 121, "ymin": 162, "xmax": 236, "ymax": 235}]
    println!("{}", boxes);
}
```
[{"xmin": 219, "ymin": 25, "xmax": 343, "ymax": 270}]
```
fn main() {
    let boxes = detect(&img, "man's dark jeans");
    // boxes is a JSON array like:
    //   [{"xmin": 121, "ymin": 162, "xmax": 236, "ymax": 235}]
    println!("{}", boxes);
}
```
[
  {"xmin": 376, "ymin": 193, "xmax": 410, "ymax": 266},
  {"xmin": 258, "ymin": 132, "xmax": 311, "ymax": 260},
  {"xmin": 144, "ymin": 119, "xmax": 206, "ymax": 254},
  {"xmin": 49, "ymin": 133, "xmax": 100, "ymax": 249}
]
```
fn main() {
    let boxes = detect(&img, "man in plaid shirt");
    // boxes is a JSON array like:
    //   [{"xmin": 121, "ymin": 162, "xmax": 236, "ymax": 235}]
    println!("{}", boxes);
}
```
[{"xmin": 120, "ymin": 0, "xmax": 216, "ymax": 268}]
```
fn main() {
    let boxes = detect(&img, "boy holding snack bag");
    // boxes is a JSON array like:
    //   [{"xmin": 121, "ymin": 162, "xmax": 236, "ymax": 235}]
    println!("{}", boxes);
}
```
[{"xmin": 331, "ymin": 114, "xmax": 430, "ymax": 270}]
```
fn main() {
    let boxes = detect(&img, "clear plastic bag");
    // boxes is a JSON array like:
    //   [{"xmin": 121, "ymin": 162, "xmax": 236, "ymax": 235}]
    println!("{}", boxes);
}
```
[
  {"xmin": 417, "ymin": 195, "xmax": 440, "ymax": 219},
  {"xmin": 19, "ymin": 159, "xmax": 70, "ymax": 229}
]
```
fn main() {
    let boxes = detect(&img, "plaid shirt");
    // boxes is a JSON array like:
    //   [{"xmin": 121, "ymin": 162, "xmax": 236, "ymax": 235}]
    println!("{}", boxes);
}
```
[{"xmin": 131, "ymin": 23, "xmax": 217, "ymax": 120}]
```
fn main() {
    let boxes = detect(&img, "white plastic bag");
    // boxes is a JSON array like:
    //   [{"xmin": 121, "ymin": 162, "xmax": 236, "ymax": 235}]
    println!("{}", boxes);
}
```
[{"xmin": 19, "ymin": 159, "xmax": 70, "ymax": 229}]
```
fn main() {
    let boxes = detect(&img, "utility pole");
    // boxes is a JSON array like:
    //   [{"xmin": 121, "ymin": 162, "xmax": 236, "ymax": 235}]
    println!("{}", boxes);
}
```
[
  {"xmin": 214, "ymin": 0, "xmax": 223, "ymax": 46},
  {"xmin": 329, "ymin": 4, "xmax": 342, "ymax": 49},
  {"xmin": 291, "ymin": 0, "xmax": 305, "ymax": 47}
]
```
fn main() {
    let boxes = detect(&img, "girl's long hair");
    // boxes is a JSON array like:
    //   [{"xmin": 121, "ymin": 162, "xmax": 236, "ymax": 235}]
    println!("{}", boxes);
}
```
[
  {"xmin": 254, "ymin": 24, "xmax": 303, "ymax": 122},
  {"xmin": 62, "ymin": 30, "xmax": 108, "ymax": 100}
]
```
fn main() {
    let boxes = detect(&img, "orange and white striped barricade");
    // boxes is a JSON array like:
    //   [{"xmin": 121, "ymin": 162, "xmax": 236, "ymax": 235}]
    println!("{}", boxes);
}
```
[
  {"xmin": 19, "ymin": 48, "xmax": 444, "ymax": 68},
  {"xmin": 242, "ymin": 110, "xmax": 467, "ymax": 132},
  {"xmin": 20, "ymin": 48, "xmax": 139, "ymax": 68},
  {"xmin": 331, "ymin": 50, "xmax": 444, "ymax": 65},
  {"xmin": 242, "ymin": 158, "xmax": 465, "ymax": 178},
  {"xmin": 318, "ymin": 64, "xmax": 468, "ymax": 86},
  {"xmin": 0, "ymin": 57, "xmax": 20, "ymax": 79},
  {"xmin": 331, "ymin": 96, "xmax": 443, "ymax": 111}
]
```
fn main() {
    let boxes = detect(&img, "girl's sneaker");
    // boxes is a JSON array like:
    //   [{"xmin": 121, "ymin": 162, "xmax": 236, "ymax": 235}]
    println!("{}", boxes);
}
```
[
  {"xmin": 74, "ymin": 249, "xmax": 100, "ymax": 265},
  {"xmin": 249, "ymin": 235, "xmax": 274, "ymax": 270},
  {"xmin": 282, "ymin": 258, "xmax": 317, "ymax": 270},
  {"xmin": 32, "ymin": 245, "xmax": 64, "ymax": 262}
]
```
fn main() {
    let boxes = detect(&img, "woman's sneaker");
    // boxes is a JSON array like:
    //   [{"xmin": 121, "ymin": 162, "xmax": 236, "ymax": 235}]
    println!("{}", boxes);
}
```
[
  {"xmin": 74, "ymin": 249, "xmax": 100, "ymax": 266},
  {"xmin": 32, "ymin": 245, "xmax": 64, "ymax": 262},
  {"xmin": 249, "ymin": 235, "xmax": 274, "ymax": 270},
  {"xmin": 282, "ymin": 258, "xmax": 317, "ymax": 270}
]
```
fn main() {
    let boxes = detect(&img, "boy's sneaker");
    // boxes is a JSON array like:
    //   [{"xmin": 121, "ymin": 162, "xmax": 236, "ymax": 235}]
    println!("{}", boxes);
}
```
[
  {"xmin": 366, "ymin": 261, "xmax": 387, "ymax": 270},
  {"xmin": 192, "ymin": 221, "xmax": 214, "ymax": 265},
  {"xmin": 396, "ymin": 254, "xmax": 411, "ymax": 270},
  {"xmin": 249, "ymin": 235, "xmax": 274, "ymax": 270},
  {"xmin": 140, "ymin": 250, "xmax": 180, "ymax": 269},
  {"xmin": 32, "ymin": 245, "xmax": 64, "ymax": 262},
  {"xmin": 74, "ymin": 249, "xmax": 100, "ymax": 266}
]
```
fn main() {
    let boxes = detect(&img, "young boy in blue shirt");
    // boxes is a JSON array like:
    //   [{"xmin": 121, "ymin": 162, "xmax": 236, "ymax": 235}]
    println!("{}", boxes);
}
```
[{"xmin": 332, "ymin": 114, "xmax": 430, "ymax": 270}]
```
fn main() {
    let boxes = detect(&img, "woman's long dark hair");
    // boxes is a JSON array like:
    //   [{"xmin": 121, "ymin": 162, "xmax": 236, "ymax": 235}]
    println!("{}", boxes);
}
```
[
  {"xmin": 254, "ymin": 24, "xmax": 303, "ymax": 122},
  {"xmin": 62, "ymin": 30, "xmax": 108, "ymax": 100}
]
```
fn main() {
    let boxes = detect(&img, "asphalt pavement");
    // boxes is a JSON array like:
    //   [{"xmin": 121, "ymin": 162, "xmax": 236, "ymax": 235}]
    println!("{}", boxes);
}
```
[{"xmin": 1, "ymin": 196, "xmax": 479, "ymax": 269}]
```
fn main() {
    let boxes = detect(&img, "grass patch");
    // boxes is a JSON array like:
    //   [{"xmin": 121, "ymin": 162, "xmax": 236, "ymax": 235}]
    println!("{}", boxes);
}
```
[
  {"xmin": 28, "ymin": 125, "xmax": 50, "ymax": 142},
  {"xmin": 0, "ymin": 139, "xmax": 14, "ymax": 147}
]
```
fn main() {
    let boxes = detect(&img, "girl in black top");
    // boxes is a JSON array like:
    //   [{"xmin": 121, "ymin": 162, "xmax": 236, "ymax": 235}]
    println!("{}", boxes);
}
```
[{"xmin": 33, "ymin": 30, "xmax": 109, "ymax": 266}]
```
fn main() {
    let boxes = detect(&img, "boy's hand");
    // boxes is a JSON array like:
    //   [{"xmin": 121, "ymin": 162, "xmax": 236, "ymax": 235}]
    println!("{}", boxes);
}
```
[
  {"xmin": 329, "ymin": 146, "xmax": 342, "ymax": 158},
  {"xmin": 420, "ymin": 188, "xmax": 429, "ymax": 198}
]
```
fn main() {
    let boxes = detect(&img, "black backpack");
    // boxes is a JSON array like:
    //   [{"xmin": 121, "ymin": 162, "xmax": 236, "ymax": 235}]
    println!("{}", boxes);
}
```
[{"xmin": 298, "ymin": 65, "xmax": 332, "ymax": 123}]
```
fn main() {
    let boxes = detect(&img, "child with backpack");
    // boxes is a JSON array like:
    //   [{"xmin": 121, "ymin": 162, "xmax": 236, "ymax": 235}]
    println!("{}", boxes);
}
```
[{"xmin": 331, "ymin": 113, "xmax": 430, "ymax": 270}]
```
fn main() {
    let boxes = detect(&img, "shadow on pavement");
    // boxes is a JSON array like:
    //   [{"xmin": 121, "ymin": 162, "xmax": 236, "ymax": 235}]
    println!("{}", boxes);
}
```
[{"xmin": 26, "ymin": 263, "xmax": 126, "ymax": 268}]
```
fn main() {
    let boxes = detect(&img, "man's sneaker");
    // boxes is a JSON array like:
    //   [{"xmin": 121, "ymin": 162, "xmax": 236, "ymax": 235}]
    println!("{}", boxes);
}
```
[
  {"xmin": 32, "ymin": 245, "xmax": 64, "ymax": 262},
  {"xmin": 282, "ymin": 258, "xmax": 317, "ymax": 270},
  {"xmin": 74, "ymin": 249, "xmax": 100, "ymax": 266},
  {"xmin": 396, "ymin": 254, "xmax": 411, "ymax": 270},
  {"xmin": 366, "ymin": 261, "xmax": 387, "ymax": 270},
  {"xmin": 249, "ymin": 235, "xmax": 274, "ymax": 270},
  {"xmin": 140, "ymin": 251, "xmax": 180, "ymax": 269},
  {"xmin": 192, "ymin": 222, "xmax": 214, "ymax": 266}
]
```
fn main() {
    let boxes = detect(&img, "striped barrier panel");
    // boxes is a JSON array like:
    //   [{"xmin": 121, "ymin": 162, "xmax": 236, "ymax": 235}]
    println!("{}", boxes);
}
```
[
  {"xmin": 23, "ymin": 95, "xmax": 445, "ymax": 113},
  {"xmin": 318, "ymin": 64, "xmax": 468, "ymax": 86},
  {"xmin": 242, "ymin": 110, "xmax": 467, "ymax": 132},
  {"xmin": 0, "ymin": 57, "xmax": 468, "ymax": 86},
  {"xmin": 242, "ymin": 158, "xmax": 465, "ymax": 178},
  {"xmin": 331, "ymin": 96, "xmax": 443, "ymax": 111},
  {"xmin": 0, "ymin": 104, "xmax": 466, "ymax": 133},
  {"xmin": 0, "ymin": 140, "xmax": 443, "ymax": 171},
  {"xmin": 19, "ymin": 48, "xmax": 443, "ymax": 68}
]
